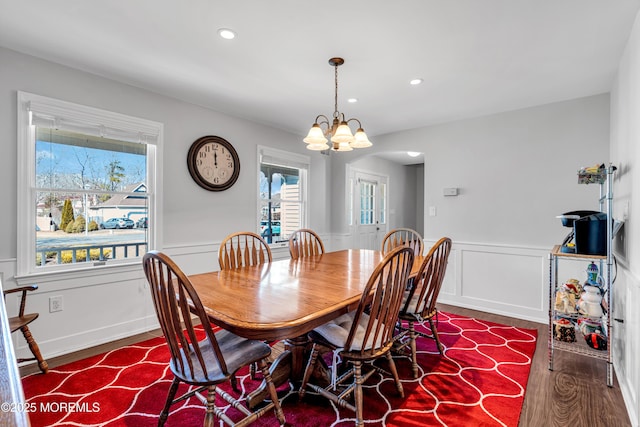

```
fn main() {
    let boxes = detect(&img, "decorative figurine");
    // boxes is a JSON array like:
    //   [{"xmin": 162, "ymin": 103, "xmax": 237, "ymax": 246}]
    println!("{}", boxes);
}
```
[{"xmin": 586, "ymin": 261, "xmax": 602, "ymax": 286}]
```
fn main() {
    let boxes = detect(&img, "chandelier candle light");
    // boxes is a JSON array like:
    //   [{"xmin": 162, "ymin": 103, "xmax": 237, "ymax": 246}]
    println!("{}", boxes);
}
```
[{"xmin": 304, "ymin": 57, "xmax": 372, "ymax": 152}]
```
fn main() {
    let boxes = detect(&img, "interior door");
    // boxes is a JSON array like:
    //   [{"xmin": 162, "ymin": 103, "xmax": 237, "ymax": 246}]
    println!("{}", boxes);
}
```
[{"xmin": 354, "ymin": 172, "xmax": 388, "ymax": 250}]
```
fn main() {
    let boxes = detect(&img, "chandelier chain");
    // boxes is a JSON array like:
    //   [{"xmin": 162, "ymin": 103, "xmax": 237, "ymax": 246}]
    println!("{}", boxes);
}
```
[{"xmin": 334, "ymin": 63, "xmax": 339, "ymax": 119}]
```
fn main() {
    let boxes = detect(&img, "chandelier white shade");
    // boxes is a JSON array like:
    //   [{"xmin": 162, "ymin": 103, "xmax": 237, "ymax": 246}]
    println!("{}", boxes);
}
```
[{"xmin": 304, "ymin": 57, "xmax": 372, "ymax": 151}]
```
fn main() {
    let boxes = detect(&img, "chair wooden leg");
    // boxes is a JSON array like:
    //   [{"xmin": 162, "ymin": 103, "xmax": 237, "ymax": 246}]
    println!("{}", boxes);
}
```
[
  {"xmin": 428, "ymin": 318, "xmax": 444, "ymax": 355},
  {"xmin": 353, "ymin": 361, "xmax": 364, "ymax": 427},
  {"xmin": 230, "ymin": 375, "xmax": 240, "ymax": 393},
  {"xmin": 257, "ymin": 359, "xmax": 286, "ymax": 425},
  {"xmin": 385, "ymin": 352, "xmax": 404, "ymax": 398},
  {"xmin": 158, "ymin": 377, "xmax": 180, "ymax": 427},
  {"xmin": 298, "ymin": 344, "xmax": 320, "ymax": 400},
  {"xmin": 203, "ymin": 386, "xmax": 216, "ymax": 427},
  {"xmin": 408, "ymin": 321, "xmax": 419, "ymax": 378},
  {"xmin": 20, "ymin": 326, "xmax": 48, "ymax": 374}
]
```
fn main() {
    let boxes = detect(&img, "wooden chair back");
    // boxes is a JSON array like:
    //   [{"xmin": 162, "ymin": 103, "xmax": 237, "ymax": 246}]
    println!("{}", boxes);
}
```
[
  {"xmin": 381, "ymin": 227, "xmax": 424, "ymax": 256},
  {"xmin": 289, "ymin": 229, "xmax": 325, "ymax": 260},
  {"xmin": 401, "ymin": 237, "xmax": 452, "ymax": 318},
  {"xmin": 143, "ymin": 251, "xmax": 228, "ymax": 382},
  {"xmin": 344, "ymin": 246, "xmax": 414, "ymax": 356},
  {"xmin": 218, "ymin": 232, "xmax": 272, "ymax": 270}
]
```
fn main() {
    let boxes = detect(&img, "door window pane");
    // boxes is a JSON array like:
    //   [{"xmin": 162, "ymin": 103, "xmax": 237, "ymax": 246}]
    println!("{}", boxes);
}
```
[{"xmin": 360, "ymin": 181, "xmax": 376, "ymax": 225}]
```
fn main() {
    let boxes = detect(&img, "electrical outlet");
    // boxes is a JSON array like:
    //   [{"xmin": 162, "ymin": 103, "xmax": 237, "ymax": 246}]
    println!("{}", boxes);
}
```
[{"xmin": 49, "ymin": 295, "xmax": 63, "ymax": 313}]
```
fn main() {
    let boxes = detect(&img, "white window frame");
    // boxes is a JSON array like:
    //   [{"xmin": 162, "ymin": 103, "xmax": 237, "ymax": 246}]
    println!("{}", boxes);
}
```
[
  {"xmin": 16, "ymin": 91, "xmax": 163, "ymax": 281},
  {"xmin": 257, "ymin": 146, "xmax": 310, "ymax": 247}
]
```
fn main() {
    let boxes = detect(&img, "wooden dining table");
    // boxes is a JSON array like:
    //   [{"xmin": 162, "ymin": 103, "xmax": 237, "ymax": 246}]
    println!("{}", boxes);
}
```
[{"xmin": 188, "ymin": 248, "xmax": 424, "ymax": 407}]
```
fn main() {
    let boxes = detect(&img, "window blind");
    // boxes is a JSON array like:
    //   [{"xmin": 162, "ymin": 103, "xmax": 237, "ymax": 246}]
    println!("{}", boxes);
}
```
[{"xmin": 27, "ymin": 96, "xmax": 159, "ymax": 144}]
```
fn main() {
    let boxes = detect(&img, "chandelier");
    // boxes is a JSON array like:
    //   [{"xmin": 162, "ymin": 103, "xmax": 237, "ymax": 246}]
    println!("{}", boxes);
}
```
[{"xmin": 303, "ymin": 57, "xmax": 372, "ymax": 152}]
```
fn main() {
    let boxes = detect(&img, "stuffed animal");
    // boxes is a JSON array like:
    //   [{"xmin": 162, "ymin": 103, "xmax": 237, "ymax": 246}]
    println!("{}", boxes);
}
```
[
  {"xmin": 562, "ymin": 278, "xmax": 582, "ymax": 296},
  {"xmin": 554, "ymin": 290, "xmax": 577, "ymax": 314}
]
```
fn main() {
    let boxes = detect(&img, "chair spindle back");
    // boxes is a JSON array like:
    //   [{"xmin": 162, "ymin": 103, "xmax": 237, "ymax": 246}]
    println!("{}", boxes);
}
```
[
  {"xmin": 289, "ymin": 229, "xmax": 325, "ymax": 260},
  {"xmin": 345, "ymin": 246, "xmax": 414, "ymax": 355},
  {"xmin": 218, "ymin": 232, "xmax": 272, "ymax": 270},
  {"xmin": 143, "ymin": 251, "xmax": 226, "ymax": 381},
  {"xmin": 382, "ymin": 228, "xmax": 424, "ymax": 257},
  {"xmin": 401, "ymin": 237, "xmax": 452, "ymax": 318}
]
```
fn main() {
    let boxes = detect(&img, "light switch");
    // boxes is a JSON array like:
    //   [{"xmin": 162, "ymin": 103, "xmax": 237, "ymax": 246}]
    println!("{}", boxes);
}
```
[{"xmin": 429, "ymin": 206, "xmax": 437, "ymax": 216}]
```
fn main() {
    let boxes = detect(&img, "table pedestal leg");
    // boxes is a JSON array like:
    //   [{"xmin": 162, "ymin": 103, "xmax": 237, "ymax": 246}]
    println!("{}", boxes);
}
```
[
  {"xmin": 285, "ymin": 335, "xmax": 309, "ymax": 383},
  {"xmin": 246, "ymin": 350, "xmax": 291, "ymax": 409},
  {"xmin": 247, "ymin": 334, "xmax": 333, "ymax": 408}
]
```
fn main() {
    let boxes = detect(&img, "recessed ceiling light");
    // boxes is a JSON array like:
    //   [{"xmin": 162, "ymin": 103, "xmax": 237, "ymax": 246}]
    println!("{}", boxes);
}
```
[
  {"xmin": 407, "ymin": 151, "xmax": 421, "ymax": 157},
  {"xmin": 218, "ymin": 28, "xmax": 236, "ymax": 40},
  {"xmin": 410, "ymin": 78, "xmax": 423, "ymax": 85},
  {"xmin": 348, "ymin": 98, "xmax": 358, "ymax": 103}
]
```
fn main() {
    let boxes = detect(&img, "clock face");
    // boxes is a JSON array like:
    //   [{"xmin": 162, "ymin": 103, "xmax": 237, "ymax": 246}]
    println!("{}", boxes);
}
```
[{"xmin": 187, "ymin": 136, "xmax": 240, "ymax": 191}]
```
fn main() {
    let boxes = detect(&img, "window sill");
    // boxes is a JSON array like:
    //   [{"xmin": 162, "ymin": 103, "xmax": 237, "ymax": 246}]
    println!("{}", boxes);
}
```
[{"xmin": 14, "ymin": 260, "xmax": 143, "ymax": 286}]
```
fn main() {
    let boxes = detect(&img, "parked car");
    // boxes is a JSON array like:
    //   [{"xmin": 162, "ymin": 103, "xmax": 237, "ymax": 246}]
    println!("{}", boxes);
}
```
[
  {"xmin": 136, "ymin": 217, "xmax": 148, "ymax": 228},
  {"xmin": 260, "ymin": 220, "xmax": 281, "ymax": 238},
  {"xmin": 100, "ymin": 217, "xmax": 135, "ymax": 229}
]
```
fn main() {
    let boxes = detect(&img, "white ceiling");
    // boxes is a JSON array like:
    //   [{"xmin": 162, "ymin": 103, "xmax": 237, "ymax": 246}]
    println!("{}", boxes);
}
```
[{"xmin": 1, "ymin": 1, "xmax": 639, "ymax": 151}]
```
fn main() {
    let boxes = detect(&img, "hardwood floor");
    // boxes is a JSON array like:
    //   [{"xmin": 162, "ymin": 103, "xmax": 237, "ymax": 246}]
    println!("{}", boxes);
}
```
[
  {"xmin": 20, "ymin": 304, "xmax": 631, "ymax": 426},
  {"xmin": 439, "ymin": 304, "xmax": 631, "ymax": 427}
]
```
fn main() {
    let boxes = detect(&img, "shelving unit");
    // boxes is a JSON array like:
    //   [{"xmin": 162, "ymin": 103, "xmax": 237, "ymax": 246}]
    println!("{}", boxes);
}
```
[{"xmin": 548, "ymin": 165, "xmax": 615, "ymax": 387}]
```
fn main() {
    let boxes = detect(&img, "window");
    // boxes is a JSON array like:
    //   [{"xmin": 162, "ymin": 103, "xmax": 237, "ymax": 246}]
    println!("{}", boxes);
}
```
[
  {"xmin": 17, "ymin": 92, "xmax": 162, "ymax": 277},
  {"xmin": 379, "ymin": 183, "xmax": 387, "ymax": 225},
  {"xmin": 258, "ymin": 146, "xmax": 309, "ymax": 244},
  {"xmin": 359, "ymin": 180, "xmax": 376, "ymax": 225}
]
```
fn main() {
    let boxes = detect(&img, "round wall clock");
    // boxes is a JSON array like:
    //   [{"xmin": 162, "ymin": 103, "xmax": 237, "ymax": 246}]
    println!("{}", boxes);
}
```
[{"xmin": 187, "ymin": 135, "xmax": 240, "ymax": 191}]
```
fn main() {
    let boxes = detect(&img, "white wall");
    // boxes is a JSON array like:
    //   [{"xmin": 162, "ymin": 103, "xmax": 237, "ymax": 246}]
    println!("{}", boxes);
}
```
[{"xmin": 610, "ymin": 9, "xmax": 640, "ymax": 426}]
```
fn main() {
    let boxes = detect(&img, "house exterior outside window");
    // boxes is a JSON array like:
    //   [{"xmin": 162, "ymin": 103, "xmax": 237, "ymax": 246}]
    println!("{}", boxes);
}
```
[
  {"xmin": 258, "ymin": 146, "xmax": 309, "ymax": 244},
  {"xmin": 16, "ymin": 92, "xmax": 163, "ymax": 278}
]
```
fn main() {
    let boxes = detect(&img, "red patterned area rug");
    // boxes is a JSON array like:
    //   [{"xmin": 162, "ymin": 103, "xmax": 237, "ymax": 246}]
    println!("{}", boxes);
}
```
[{"xmin": 21, "ymin": 312, "xmax": 536, "ymax": 427}]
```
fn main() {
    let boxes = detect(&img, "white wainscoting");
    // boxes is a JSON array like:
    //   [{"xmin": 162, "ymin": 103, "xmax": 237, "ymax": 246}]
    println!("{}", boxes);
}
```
[
  {"xmin": 613, "ymin": 263, "xmax": 640, "ymax": 427},
  {"xmin": 309, "ymin": 236, "xmax": 551, "ymax": 323},
  {"xmin": 0, "ymin": 238, "xmax": 551, "ymax": 364},
  {"xmin": 421, "ymin": 240, "xmax": 550, "ymax": 324},
  {"xmin": 3, "ymin": 239, "xmax": 636, "ymax": 425},
  {"xmin": 0, "ymin": 257, "xmax": 157, "ymax": 362}
]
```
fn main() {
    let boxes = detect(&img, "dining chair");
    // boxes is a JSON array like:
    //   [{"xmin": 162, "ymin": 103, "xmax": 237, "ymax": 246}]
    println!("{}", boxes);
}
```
[
  {"xmin": 395, "ymin": 237, "xmax": 452, "ymax": 378},
  {"xmin": 298, "ymin": 246, "xmax": 414, "ymax": 427},
  {"xmin": 3, "ymin": 285, "xmax": 48, "ymax": 374},
  {"xmin": 143, "ymin": 251, "xmax": 286, "ymax": 427},
  {"xmin": 218, "ymin": 231, "xmax": 273, "ymax": 383},
  {"xmin": 381, "ymin": 227, "xmax": 424, "ymax": 256},
  {"xmin": 288, "ymin": 228, "xmax": 325, "ymax": 260},
  {"xmin": 218, "ymin": 231, "xmax": 272, "ymax": 270}
]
